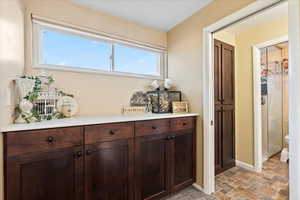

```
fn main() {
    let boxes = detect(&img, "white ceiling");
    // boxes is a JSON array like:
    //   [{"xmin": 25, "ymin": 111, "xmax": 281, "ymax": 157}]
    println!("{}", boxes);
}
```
[
  {"xmin": 70, "ymin": 0, "xmax": 213, "ymax": 31},
  {"xmin": 222, "ymin": 1, "xmax": 288, "ymax": 35}
]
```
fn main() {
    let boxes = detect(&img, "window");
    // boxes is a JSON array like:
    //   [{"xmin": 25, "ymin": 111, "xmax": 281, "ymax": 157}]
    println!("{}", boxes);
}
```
[
  {"xmin": 42, "ymin": 30, "xmax": 112, "ymax": 71},
  {"xmin": 33, "ymin": 21, "xmax": 166, "ymax": 79},
  {"xmin": 114, "ymin": 44, "xmax": 161, "ymax": 76}
]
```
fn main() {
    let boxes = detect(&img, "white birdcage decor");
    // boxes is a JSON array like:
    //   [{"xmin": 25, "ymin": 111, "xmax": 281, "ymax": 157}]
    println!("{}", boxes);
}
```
[
  {"xmin": 33, "ymin": 89, "xmax": 61, "ymax": 120},
  {"xmin": 14, "ymin": 74, "xmax": 76, "ymax": 124}
]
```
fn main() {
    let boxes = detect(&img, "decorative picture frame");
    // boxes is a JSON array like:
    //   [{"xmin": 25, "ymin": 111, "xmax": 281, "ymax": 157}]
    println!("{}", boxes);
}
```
[{"xmin": 172, "ymin": 101, "xmax": 189, "ymax": 114}]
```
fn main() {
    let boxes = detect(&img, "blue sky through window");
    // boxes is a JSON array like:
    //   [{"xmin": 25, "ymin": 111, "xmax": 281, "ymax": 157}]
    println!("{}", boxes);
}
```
[
  {"xmin": 42, "ymin": 30, "xmax": 112, "ymax": 70},
  {"xmin": 114, "ymin": 44, "xmax": 159, "ymax": 75},
  {"xmin": 41, "ymin": 29, "xmax": 160, "ymax": 76}
]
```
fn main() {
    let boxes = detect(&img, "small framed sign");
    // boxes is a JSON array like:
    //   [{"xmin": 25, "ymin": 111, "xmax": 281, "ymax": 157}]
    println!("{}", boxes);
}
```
[{"xmin": 172, "ymin": 101, "xmax": 189, "ymax": 114}]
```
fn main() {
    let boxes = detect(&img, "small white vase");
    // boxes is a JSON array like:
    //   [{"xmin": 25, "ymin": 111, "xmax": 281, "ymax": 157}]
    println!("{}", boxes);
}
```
[{"xmin": 15, "ymin": 78, "xmax": 36, "ymax": 100}]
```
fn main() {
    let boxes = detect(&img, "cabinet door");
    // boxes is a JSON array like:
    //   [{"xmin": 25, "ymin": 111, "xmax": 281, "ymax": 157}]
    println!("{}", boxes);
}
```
[
  {"xmin": 222, "ymin": 106, "xmax": 235, "ymax": 170},
  {"xmin": 135, "ymin": 134, "xmax": 170, "ymax": 200},
  {"xmin": 170, "ymin": 131, "xmax": 195, "ymax": 193},
  {"xmin": 221, "ymin": 42, "xmax": 235, "ymax": 105},
  {"xmin": 85, "ymin": 139, "xmax": 134, "ymax": 200},
  {"xmin": 214, "ymin": 40, "xmax": 223, "ymax": 105},
  {"xmin": 6, "ymin": 146, "xmax": 84, "ymax": 200},
  {"xmin": 214, "ymin": 107, "xmax": 223, "ymax": 175}
]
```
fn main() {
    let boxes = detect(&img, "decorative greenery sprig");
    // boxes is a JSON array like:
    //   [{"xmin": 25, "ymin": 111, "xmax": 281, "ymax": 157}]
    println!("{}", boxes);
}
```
[{"xmin": 16, "ymin": 76, "xmax": 71, "ymax": 123}]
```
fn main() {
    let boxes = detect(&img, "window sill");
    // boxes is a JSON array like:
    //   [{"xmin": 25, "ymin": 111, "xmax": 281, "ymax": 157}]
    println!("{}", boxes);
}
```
[{"xmin": 32, "ymin": 64, "xmax": 164, "ymax": 80}]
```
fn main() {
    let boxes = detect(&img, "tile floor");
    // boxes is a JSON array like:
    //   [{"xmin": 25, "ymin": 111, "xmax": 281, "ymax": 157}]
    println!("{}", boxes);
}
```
[{"xmin": 166, "ymin": 155, "xmax": 288, "ymax": 200}]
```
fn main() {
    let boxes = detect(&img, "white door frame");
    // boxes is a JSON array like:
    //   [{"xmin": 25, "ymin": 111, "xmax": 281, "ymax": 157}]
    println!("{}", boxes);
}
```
[
  {"xmin": 288, "ymin": 0, "xmax": 300, "ymax": 200},
  {"xmin": 252, "ymin": 35, "xmax": 288, "ymax": 173},
  {"xmin": 202, "ymin": 0, "xmax": 299, "ymax": 196}
]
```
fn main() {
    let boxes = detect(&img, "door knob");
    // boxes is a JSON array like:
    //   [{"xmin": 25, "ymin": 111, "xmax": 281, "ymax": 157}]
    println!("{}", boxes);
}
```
[
  {"xmin": 86, "ymin": 150, "xmax": 92, "ymax": 156},
  {"xmin": 109, "ymin": 130, "xmax": 115, "ymax": 135},
  {"xmin": 76, "ymin": 151, "xmax": 83, "ymax": 157},
  {"xmin": 166, "ymin": 136, "xmax": 172, "ymax": 140},
  {"xmin": 47, "ymin": 136, "xmax": 54, "ymax": 143}
]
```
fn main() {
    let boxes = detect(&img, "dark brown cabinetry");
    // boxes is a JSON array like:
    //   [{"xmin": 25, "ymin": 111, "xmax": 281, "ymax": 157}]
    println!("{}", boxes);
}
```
[
  {"xmin": 135, "ymin": 118, "xmax": 196, "ymax": 200},
  {"xmin": 135, "ymin": 133, "xmax": 170, "ymax": 200},
  {"xmin": 4, "ymin": 117, "xmax": 196, "ymax": 200},
  {"xmin": 170, "ymin": 131, "xmax": 195, "ymax": 193},
  {"xmin": 4, "ymin": 127, "xmax": 84, "ymax": 200},
  {"xmin": 214, "ymin": 39, "xmax": 235, "ymax": 175},
  {"xmin": 84, "ymin": 123, "xmax": 134, "ymax": 200}
]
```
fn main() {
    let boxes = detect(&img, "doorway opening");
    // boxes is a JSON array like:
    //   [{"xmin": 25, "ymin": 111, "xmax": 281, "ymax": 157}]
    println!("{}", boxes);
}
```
[
  {"xmin": 210, "ymin": 2, "xmax": 289, "ymax": 199},
  {"xmin": 260, "ymin": 41, "xmax": 289, "ymax": 162}
]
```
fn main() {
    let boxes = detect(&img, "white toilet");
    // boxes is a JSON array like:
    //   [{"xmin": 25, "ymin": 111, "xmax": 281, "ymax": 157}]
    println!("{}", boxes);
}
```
[{"xmin": 280, "ymin": 135, "xmax": 289, "ymax": 162}]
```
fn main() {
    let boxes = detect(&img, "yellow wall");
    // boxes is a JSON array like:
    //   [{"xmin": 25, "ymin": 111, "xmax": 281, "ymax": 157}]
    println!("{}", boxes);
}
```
[
  {"xmin": 23, "ymin": 0, "xmax": 167, "ymax": 118},
  {"xmin": 0, "ymin": 0, "xmax": 25, "ymax": 126},
  {"xmin": 0, "ymin": 0, "xmax": 25, "ymax": 198},
  {"xmin": 234, "ymin": 16, "xmax": 288, "ymax": 165},
  {"xmin": 167, "ymin": 0, "xmax": 256, "ymax": 186},
  {"xmin": 214, "ymin": 31, "xmax": 236, "ymax": 45}
]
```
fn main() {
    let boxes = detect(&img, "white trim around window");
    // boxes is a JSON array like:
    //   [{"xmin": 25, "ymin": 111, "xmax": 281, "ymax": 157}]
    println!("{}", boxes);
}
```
[{"xmin": 32, "ymin": 18, "xmax": 167, "ymax": 80}]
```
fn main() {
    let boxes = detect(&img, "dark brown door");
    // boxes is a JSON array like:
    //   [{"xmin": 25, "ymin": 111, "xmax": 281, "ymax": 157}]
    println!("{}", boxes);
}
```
[
  {"xmin": 214, "ymin": 107, "xmax": 223, "ymax": 174},
  {"xmin": 85, "ymin": 139, "xmax": 134, "ymax": 200},
  {"xmin": 214, "ymin": 40, "xmax": 222, "ymax": 105},
  {"xmin": 222, "ymin": 106, "xmax": 235, "ymax": 170},
  {"xmin": 170, "ymin": 131, "xmax": 195, "ymax": 193},
  {"xmin": 135, "ymin": 134, "xmax": 170, "ymax": 200},
  {"xmin": 6, "ymin": 146, "xmax": 84, "ymax": 200},
  {"xmin": 221, "ymin": 43, "xmax": 235, "ymax": 105},
  {"xmin": 214, "ymin": 39, "xmax": 235, "ymax": 175}
]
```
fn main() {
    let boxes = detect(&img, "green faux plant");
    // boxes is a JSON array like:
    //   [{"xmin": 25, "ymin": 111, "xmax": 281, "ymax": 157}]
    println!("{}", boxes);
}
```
[{"xmin": 16, "ymin": 76, "xmax": 73, "ymax": 123}]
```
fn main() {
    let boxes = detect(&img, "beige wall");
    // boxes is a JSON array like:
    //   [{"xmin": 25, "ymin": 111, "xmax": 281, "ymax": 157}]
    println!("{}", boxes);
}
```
[
  {"xmin": 214, "ymin": 31, "xmax": 236, "ymax": 45},
  {"xmin": 0, "ymin": 0, "xmax": 25, "ymax": 126},
  {"xmin": 167, "ymin": 0, "xmax": 256, "ymax": 186},
  {"xmin": 0, "ymin": 0, "xmax": 25, "ymax": 198},
  {"xmin": 23, "ymin": 0, "xmax": 167, "ymax": 118},
  {"xmin": 234, "ymin": 16, "xmax": 288, "ymax": 165}
]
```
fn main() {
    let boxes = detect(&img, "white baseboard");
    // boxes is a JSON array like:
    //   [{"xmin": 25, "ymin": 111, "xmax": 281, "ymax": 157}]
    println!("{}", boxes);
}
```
[
  {"xmin": 236, "ymin": 160, "xmax": 256, "ymax": 172},
  {"xmin": 193, "ymin": 183, "xmax": 205, "ymax": 193}
]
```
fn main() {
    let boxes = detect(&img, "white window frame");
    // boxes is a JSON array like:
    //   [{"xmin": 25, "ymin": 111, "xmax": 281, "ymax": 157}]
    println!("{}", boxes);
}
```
[{"xmin": 32, "ymin": 21, "xmax": 167, "ymax": 80}]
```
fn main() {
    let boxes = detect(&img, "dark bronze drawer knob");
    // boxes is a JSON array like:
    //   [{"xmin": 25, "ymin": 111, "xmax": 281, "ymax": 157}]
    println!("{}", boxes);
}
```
[
  {"xmin": 86, "ymin": 150, "xmax": 92, "ymax": 155},
  {"xmin": 182, "ymin": 122, "xmax": 187, "ymax": 126},
  {"xmin": 109, "ymin": 130, "xmax": 115, "ymax": 135},
  {"xmin": 166, "ymin": 136, "xmax": 172, "ymax": 140},
  {"xmin": 47, "ymin": 136, "xmax": 54, "ymax": 143},
  {"xmin": 152, "ymin": 126, "xmax": 157, "ymax": 130},
  {"xmin": 166, "ymin": 136, "xmax": 176, "ymax": 140},
  {"xmin": 76, "ymin": 151, "xmax": 83, "ymax": 157}
]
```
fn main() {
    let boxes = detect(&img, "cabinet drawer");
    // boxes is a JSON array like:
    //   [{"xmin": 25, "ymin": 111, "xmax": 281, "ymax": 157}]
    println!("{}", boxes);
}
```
[
  {"xmin": 135, "ymin": 119, "xmax": 170, "ymax": 137},
  {"xmin": 5, "ymin": 127, "xmax": 83, "ymax": 157},
  {"xmin": 171, "ymin": 117, "xmax": 194, "ymax": 131},
  {"xmin": 85, "ymin": 122, "xmax": 134, "ymax": 144}
]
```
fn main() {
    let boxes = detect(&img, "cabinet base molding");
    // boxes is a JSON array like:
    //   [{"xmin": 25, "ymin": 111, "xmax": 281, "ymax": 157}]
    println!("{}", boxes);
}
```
[{"xmin": 235, "ymin": 160, "xmax": 255, "ymax": 172}]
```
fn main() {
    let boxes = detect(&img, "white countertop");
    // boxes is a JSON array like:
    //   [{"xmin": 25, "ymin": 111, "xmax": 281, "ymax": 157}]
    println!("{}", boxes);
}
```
[{"xmin": 1, "ymin": 113, "xmax": 199, "ymax": 132}]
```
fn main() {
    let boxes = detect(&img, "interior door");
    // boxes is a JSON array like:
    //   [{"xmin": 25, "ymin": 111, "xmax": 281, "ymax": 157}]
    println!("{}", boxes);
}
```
[
  {"xmin": 222, "ymin": 106, "xmax": 235, "ymax": 170},
  {"xmin": 214, "ymin": 106, "xmax": 223, "ymax": 174},
  {"xmin": 134, "ymin": 134, "xmax": 170, "ymax": 200},
  {"xmin": 221, "ymin": 42, "xmax": 235, "ymax": 105},
  {"xmin": 214, "ymin": 39, "xmax": 235, "ymax": 175},
  {"xmin": 84, "ymin": 139, "xmax": 134, "ymax": 200},
  {"xmin": 170, "ymin": 131, "xmax": 195, "ymax": 193},
  {"xmin": 214, "ymin": 40, "xmax": 223, "ymax": 105},
  {"xmin": 6, "ymin": 146, "xmax": 84, "ymax": 200}
]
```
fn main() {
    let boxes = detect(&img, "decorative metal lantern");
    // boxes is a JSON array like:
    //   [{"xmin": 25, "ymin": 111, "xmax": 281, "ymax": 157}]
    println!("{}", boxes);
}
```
[{"xmin": 147, "ymin": 90, "xmax": 181, "ymax": 113}]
